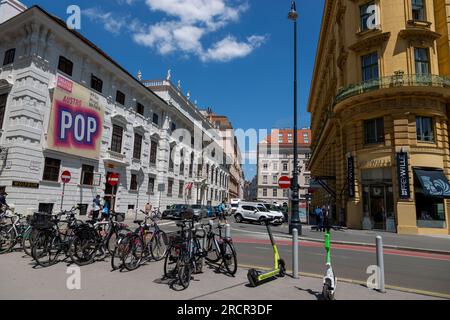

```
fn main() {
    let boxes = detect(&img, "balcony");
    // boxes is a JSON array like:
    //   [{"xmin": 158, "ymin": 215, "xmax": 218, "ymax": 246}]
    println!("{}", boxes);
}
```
[
  {"xmin": 103, "ymin": 150, "xmax": 130, "ymax": 167},
  {"xmin": 335, "ymin": 74, "xmax": 450, "ymax": 105}
]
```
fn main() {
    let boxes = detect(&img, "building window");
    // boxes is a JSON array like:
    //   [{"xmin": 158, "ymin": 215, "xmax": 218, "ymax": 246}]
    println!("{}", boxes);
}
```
[
  {"xmin": 273, "ymin": 188, "xmax": 278, "ymax": 197},
  {"xmin": 364, "ymin": 118, "xmax": 385, "ymax": 144},
  {"xmin": 168, "ymin": 179, "xmax": 174, "ymax": 196},
  {"xmin": 133, "ymin": 133, "xmax": 143, "ymax": 160},
  {"xmin": 273, "ymin": 175, "xmax": 278, "ymax": 184},
  {"xmin": 81, "ymin": 164, "xmax": 94, "ymax": 185},
  {"xmin": 361, "ymin": 52, "xmax": 379, "ymax": 82},
  {"xmin": 189, "ymin": 153, "xmax": 194, "ymax": 177},
  {"xmin": 180, "ymin": 161, "xmax": 185, "ymax": 176},
  {"xmin": 3, "ymin": 48, "xmax": 15, "ymax": 66},
  {"xmin": 263, "ymin": 188, "xmax": 268, "ymax": 197},
  {"xmin": 136, "ymin": 102, "xmax": 145, "ymax": 116},
  {"xmin": 90, "ymin": 74, "xmax": 103, "ymax": 93},
  {"xmin": 283, "ymin": 189, "xmax": 289, "ymax": 198},
  {"xmin": 283, "ymin": 163, "xmax": 288, "ymax": 172},
  {"xmin": 416, "ymin": 116, "xmax": 434, "ymax": 142},
  {"xmin": 0, "ymin": 93, "xmax": 7, "ymax": 130},
  {"xmin": 110, "ymin": 124, "xmax": 123, "ymax": 153},
  {"xmin": 152, "ymin": 113, "xmax": 159, "ymax": 125},
  {"xmin": 171, "ymin": 122, "xmax": 176, "ymax": 132},
  {"xmin": 414, "ymin": 48, "xmax": 430, "ymax": 75},
  {"xmin": 130, "ymin": 174, "xmax": 138, "ymax": 191},
  {"xmin": 169, "ymin": 146, "xmax": 174, "ymax": 172},
  {"xmin": 150, "ymin": 140, "xmax": 158, "ymax": 166},
  {"xmin": 191, "ymin": 136, "xmax": 195, "ymax": 148},
  {"xmin": 360, "ymin": 1, "xmax": 376, "ymax": 32},
  {"xmin": 303, "ymin": 133, "xmax": 309, "ymax": 143},
  {"xmin": 179, "ymin": 181, "xmax": 184, "ymax": 198},
  {"xmin": 263, "ymin": 163, "xmax": 268, "ymax": 170},
  {"xmin": 57, "ymin": 56, "xmax": 73, "ymax": 76},
  {"xmin": 148, "ymin": 176, "xmax": 155, "ymax": 194},
  {"xmin": 412, "ymin": 0, "xmax": 425, "ymax": 21},
  {"xmin": 42, "ymin": 158, "xmax": 61, "ymax": 182},
  {"xmin": 263, "ymin": 175, "xmax": 268, "ymax": 184},
  {"xmin": 273, "ymin": 162, "xmax": 278, "ymax": 171},
  {"xmin": 116, "ymin": 91, "xmax": 125, "ymax": 105}
]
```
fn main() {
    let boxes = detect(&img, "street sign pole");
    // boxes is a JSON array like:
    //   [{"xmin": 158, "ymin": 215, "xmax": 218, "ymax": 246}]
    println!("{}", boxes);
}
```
[
  {"xmin": 60, "ymin": 171, "xmax": 71, "ymax": 212},
  {"xmin": 61, "ymin": 182, "xmax": 65, "ymax": 211}
]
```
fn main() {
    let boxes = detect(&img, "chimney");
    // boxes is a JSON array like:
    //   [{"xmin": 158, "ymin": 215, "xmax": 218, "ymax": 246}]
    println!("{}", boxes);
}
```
[{"xmin": 0, "ymin": 0, "xmax": 27, "ymax": 24}]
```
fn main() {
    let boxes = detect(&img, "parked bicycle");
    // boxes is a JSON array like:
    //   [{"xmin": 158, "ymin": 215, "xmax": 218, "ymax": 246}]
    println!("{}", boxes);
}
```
[
  {"xmin": 0, "ymin": 212, "xmax": 33, "ymax": 254},
  {"xmin": 204, "ymin": 219, "xmax": 237, "ymax": 276}
]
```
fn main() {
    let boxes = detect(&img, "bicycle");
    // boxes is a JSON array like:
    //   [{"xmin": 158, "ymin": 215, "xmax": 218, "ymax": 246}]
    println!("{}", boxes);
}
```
[
  {"xmin": 121, "ymin": 211, "xmax": 168, "ymax": 271},
  {"xmin": 0, "ymin": 211, "xmax": 32, "ymax": 254},
  {"xmin": 204, "ymin": 219, "xmax": 237, "ymax": 276}
]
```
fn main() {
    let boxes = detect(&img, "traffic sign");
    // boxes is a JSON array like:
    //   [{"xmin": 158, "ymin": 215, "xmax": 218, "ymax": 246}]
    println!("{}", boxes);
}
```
[
  {"xmin": 61, "ymin": 171, "xmax": 71, "ymax": 184},
  {"xmin": 107, "ymin": 173, "xmax": 120, "ymax": 186},
  {"xmin": 278, "ymin": 176, "xmax": 291, "ymax": 189}
]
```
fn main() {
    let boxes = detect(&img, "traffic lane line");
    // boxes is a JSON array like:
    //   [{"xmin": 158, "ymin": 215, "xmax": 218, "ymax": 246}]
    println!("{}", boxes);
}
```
[{"xmin": 231, "ymin": 237, "xmax": 450, "ymax": 262}]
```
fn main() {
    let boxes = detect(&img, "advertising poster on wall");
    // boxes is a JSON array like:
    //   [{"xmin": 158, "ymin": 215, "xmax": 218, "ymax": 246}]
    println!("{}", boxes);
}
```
[{"xmin": 47, "ymin": 75, "xmax": 104, "ymax": 159}]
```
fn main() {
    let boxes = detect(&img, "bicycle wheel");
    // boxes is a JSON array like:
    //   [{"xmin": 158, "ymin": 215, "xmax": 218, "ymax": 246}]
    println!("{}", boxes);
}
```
[
  {"xmin": 122, "ymin": 234, "xmax": 144, "ymax": 271},
  {"xmin": 222, "ymin": 241, "xmax": 237, "ymax": 276},
  {"xmin": 32, "ymin": 231, "xmax": 60, "ymax": 267},
  {"xmin": 177, "ymin": 257, "xmax": 192, "ymax": 290},
  {"xmin": 105, "ymin": 230, "xmax": 118, "ymax": 256},
  {"xmin": 150, "ymin": 231, "xmax": 168, "ymax": 261},
  {"xmin": 0, "ymin": 225, "xmax": 15, "ymax": 254},
  {"xmin": 70, "ymin": 236, "xmax": 97, "ymax": 266},
  {"xmin": 22, "ymin": 227, "xmax": 38, "ymax": 256},
  {"xmin": 205, "ymin": 235, "xmax": 220, "ymax": 263},
  {"xmin": 164, "ymin": 244, "xmax": 179, "ymax": 278}
]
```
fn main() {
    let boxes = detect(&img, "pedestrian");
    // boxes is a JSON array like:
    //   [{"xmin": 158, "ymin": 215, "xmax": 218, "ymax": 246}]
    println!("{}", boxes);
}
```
[
  {"xmin": 323, "ymin": 206, "xmax": 330, "ymax": 232},
  {"xmin": 320, "ymin": 206, "xmax": 326, "ymax": 232},
  {"xmin": 218, "ymin": 201, "xmax": 227, "ymax": 223},
  {"xmin": 144, "ymin": 202, "xmax": 152, "ymax": 216},
  {"xmin": 92, "ymin": 195, "xmax": 101, "ymax": 221},
  {"xmin": 314, "ymin": 206, "xmax": 322, "ymax": 228},
  {"xmin": 101, "ymin": 197, "xmax": 111, "ymax": 220},
  {"xmin": 0, "ymin": 191, "xmax": 8, "ymax": 213}
]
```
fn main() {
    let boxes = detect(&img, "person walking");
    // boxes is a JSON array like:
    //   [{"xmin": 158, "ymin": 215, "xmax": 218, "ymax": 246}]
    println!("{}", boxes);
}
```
[
  {"xmin": 323, "ymin": 206, "xmax": 330, "ymax": 232},
  {"xmin": 314, "ymin": 206, "xmax": 322, "ymax": 231},
  {"xmin": 320, "ymin": 206, "xmax": 327, "ymax": 232},
  {"xmin": 92, "ymin": 195, "xmax": 101, "ymax": 221},
  {"xmin": 144, "ymin": 202, "xmax": 152, "ymax": 215},
  {"xmin": 101, "ymin": 197, "xmax": 111, "ymax": 221}
]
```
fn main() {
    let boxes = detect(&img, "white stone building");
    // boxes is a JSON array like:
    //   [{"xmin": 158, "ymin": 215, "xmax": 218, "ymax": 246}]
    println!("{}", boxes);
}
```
[{"xmin": 0, "ymin": 3, "xmax": 229, "ymax": 215}]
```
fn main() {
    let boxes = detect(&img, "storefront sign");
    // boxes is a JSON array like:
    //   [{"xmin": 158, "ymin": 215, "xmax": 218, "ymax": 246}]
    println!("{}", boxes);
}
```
[
  {"xmin": 47, "ymin": 74, "xmax": 104, "ymax": 160},
  {"xmin": 12, "ymin": 181, "xmax": 40, "ymax": 189},
  {"xmin": 397, "ymin": 152, "xmax": 410, "ymax": 200},
  {"xmin": 347, "ymin": 156, "xmax": 355, "ymax": 198}
]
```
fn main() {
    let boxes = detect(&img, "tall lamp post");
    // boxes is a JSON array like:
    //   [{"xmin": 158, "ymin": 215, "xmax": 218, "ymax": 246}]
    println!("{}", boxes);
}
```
[{"xmin": 288, "ymin": 0, "xmax": 302, "ymax": 235}]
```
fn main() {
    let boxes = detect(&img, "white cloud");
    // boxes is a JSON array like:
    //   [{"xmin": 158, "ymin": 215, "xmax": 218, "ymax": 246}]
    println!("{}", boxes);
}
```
[
  {"xmin": 85, "ymin": 0, "xmax": 266, "ymax": 62},
  {"xmin": 201, "ymin": 35, "xmax": 266, "ymax": 62},
  {"xmin": 83, "ymin": 8, "xmax": 128, "ymax": 35}
]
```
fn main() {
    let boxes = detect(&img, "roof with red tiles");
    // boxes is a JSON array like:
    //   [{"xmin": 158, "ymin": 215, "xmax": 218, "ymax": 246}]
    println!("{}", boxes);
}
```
[{"xmin": 260, "ymin": 129, "xmax": 311, "ymax": 146}]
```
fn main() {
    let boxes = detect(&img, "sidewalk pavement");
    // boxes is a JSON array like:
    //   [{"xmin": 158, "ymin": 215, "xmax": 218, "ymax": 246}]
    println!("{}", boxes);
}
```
[{"xmin": 0, "ymin": 252, "xmax": 445, "ymax": 300}]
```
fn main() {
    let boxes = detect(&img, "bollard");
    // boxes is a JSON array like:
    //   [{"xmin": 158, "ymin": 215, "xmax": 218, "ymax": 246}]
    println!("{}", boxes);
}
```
[
  {"xmin": 376, "ymin": 236, "xmax": 386, "ymax": 293},
  {"xmin": 292, "ymin": 228, "xmax": 299, "ymax": 279},
  {"xmin": 225, "ymin": 224, "xmax": 231, "ymax": 239}
]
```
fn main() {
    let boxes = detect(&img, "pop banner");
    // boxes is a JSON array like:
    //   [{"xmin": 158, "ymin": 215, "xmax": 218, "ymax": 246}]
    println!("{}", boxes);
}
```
[{"xmin": 47, "ymin": 75, "xmax": 104, "ymax": 159}]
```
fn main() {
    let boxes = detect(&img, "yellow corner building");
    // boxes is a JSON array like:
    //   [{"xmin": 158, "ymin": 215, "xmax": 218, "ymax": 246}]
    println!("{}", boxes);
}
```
[{"xmin": 308, "ymin": 0, "xmax": 450, "ymax": 235}]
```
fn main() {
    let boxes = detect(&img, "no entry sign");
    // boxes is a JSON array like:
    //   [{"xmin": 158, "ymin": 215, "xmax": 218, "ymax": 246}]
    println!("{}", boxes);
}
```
[
  {"xmin": 61, "ymin": 171, "xmax": 71, "ymax": 184},
  {"xmin": 278, "ymin": 176, "xmax": 291, "ymax": 189},
  {"xmin": 107, "ymin": 173, "xmax": 120, "ymax": 186}
]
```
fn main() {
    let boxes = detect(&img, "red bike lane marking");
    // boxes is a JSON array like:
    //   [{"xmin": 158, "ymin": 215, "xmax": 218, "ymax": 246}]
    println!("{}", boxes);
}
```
[{"xmin": 231, "ymin": 237, "xmax": 450, "ymax": 262}]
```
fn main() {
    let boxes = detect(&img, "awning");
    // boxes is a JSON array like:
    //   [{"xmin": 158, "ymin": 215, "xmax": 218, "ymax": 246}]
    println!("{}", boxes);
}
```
[{"xmin": 414, "ymin": 169, "xmax": 450, "ymax": 198}]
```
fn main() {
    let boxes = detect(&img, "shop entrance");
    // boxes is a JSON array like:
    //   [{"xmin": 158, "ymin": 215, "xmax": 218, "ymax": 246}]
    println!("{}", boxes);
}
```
[{"xmin": 362, "ymin": 168, "xmax": 395, "ymax": 231}]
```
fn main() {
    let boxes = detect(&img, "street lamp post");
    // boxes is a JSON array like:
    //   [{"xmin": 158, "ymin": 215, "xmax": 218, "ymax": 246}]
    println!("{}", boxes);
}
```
[{"xmin": 288, "ymin": 1, "xmax": 302, "ymax": 235}]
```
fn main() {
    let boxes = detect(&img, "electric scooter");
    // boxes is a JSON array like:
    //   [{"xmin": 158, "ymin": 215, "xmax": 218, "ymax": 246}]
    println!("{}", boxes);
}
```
[
  {"xmin": 247, "ymin": 217, "xmax": 286, "ymax": 287},
  {"xmin": 322, "ymin": 226, "xmax": 337, "ymax": 300}
]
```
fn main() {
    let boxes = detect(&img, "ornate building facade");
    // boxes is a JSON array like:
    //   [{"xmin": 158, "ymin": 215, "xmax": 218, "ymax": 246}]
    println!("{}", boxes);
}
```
[{"xmin": 308, "ymin": 0, "xmax": 450, "ymax": 235}]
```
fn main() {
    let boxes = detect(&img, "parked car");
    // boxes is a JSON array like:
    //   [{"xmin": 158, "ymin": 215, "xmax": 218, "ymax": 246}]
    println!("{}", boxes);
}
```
[
  {"xmin": 162, "ymin": 204, "xmax": 191, "ymax": 220},
  {"xmin": 234, "ymin": 202, "xmax": 284, "ymax": 225},
  {"xmin": 206, "ymin": 206, "xmax": 218, "ymax": 218},
  {"xmin": 261, "ymin": 203, "xmax": 287, "ymax": 224},
  {"xmin": 191, "ymin": 205, "xmax": 208, "ymax": 219}
]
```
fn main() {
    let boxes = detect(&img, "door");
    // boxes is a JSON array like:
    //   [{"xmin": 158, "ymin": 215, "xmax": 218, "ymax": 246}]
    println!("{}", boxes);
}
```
[{"xmin": 105, "ymin": 172, "xmax": 119, "ymax": 212}]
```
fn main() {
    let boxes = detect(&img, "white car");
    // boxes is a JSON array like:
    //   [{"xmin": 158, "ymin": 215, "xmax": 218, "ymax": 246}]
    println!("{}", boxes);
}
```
[{"xmin": 234, "ymin": 203, "xmax": 284, "ymax": 225}]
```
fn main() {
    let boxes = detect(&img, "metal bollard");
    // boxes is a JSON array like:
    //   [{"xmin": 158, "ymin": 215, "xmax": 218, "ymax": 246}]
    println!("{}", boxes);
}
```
[
  {"xmin": 376, "ymin": 236, "xmax": 386, "ymax": 293},
  {"xmin": 225, "ymin": 224, "xmax": 231, "ymax": 239},
  {"xmin": 292, "ymin": 228, "xmax": 299, "ymax": 279}
]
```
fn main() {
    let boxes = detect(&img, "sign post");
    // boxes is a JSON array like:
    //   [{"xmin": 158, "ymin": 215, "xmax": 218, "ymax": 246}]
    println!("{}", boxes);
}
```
[
  {"xmin": 60, "ymin": 170, "xmax": 71, "ymax": 211},
  {"xmin": 278, "ymin": 176, "xmax": 292, "ymax": 190},
  {"xmin": 107, "ymin": 173, "xmax": 119, "ymax": 213}
]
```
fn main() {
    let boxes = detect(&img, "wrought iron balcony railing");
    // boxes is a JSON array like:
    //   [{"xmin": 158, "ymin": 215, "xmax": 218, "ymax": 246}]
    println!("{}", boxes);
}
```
[{"xmin": 335, "ymin": 74, "xmax": 450, "ymax": 104}]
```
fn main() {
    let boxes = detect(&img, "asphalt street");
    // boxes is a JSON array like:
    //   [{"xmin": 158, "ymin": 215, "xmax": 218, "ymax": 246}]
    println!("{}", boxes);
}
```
[{"xmin": 156, "ymin": 217, "xmax": 450, "ymax": 296}]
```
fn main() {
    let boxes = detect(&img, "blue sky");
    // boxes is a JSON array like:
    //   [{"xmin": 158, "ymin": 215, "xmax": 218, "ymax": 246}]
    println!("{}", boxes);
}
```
[{"xmin": 22, "ymin": 0, "xmax": 325, "ymax": 180}]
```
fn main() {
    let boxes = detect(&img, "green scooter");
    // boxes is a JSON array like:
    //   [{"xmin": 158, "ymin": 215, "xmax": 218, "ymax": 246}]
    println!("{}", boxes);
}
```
[
  {"xmin": 247, "ymin": 218, "xmax": 286, "ymax": 287},
  {"xmin": 322, "ymin": 227, "xmax": 337, "ymax": 300}
]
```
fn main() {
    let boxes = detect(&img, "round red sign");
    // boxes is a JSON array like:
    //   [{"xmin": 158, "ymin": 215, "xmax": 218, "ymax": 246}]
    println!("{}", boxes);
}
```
[
  {"xmin": 278, "ymin": 176, "xmax": 291, "ymax": 189},
  {"xmin": 61, "ymin": 171, "xmax": 71, "ymax": 184},
  {"xmin": 107, "ymin": 173, "xmax": 120, "ymax": 186}
]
